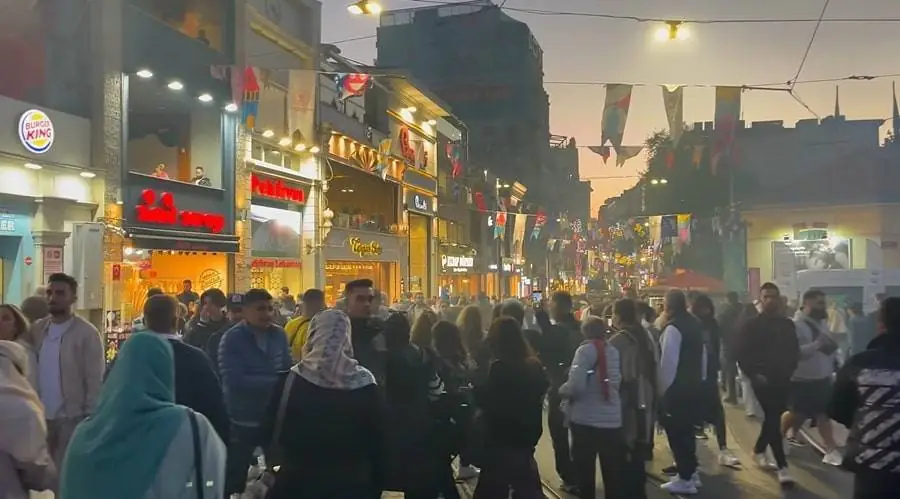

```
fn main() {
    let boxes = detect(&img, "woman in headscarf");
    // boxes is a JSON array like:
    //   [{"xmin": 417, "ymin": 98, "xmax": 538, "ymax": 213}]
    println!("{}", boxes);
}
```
[
  {"xmin": 60, "ymin": 333, "xmax": 225, "ymax": 499},
  {"xmin": 0, "ymin": 340, "xmax": 55, "ymax": 498},
  {"xmin": 260, "ymin": 309, "xmax": 384, "ymax": 499}
]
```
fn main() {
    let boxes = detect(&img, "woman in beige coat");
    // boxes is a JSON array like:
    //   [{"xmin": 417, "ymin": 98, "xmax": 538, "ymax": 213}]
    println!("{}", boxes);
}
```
[{"xmin": 0, "ymin": 340, "xmax": 56, "ymax": 498}]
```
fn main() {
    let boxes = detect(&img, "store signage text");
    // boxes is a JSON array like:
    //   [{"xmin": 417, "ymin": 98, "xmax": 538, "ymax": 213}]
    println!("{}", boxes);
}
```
[
  {"xmin": 348, "ymin": 237, "xmax": 383, "ymax": 257},
  {"xmin": 18, "ymin": 109, "xmax": 54, "ymax": 154},
  {"xmin": 398, "ymin": 126, "xmax": 428, "ymax": 168},
  {"xmin": 412, "ymin": 194, "xmax": 429, "ymax": 212},
  {"xmin": 251, "ymin": 174, "xmax": 305, "ymax": 204},
  {"xmin": 252, "ymin": 258, "xmax": 302, "ymax": 268},
  {"xmin": 405, "ymin": 191, "xmax": 434, "ymax": 215},
  {"xmin": 442, "ymin": 255, "xmax": 474, "ymax": 273},
  {"xmin": 135, "ymin": 189, "xmax": 226, "ymax": 233}
]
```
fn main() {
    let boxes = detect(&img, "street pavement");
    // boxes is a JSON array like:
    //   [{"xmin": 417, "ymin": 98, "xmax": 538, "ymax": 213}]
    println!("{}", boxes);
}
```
[{"xmin": 533, "ymin": 401, "xmax": 854, "ymax": 498}]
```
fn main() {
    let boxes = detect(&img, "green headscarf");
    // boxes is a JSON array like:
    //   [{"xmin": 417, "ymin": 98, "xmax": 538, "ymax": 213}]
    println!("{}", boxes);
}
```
[{"xmin": 61, "ymin": 333, "xmax": 186, "ymax": 499}]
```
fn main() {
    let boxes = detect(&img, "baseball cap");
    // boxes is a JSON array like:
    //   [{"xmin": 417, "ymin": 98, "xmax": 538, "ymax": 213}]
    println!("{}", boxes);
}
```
[{"xmin": 226, "ymin": 293, "xmax": 244, "ymax": 310}]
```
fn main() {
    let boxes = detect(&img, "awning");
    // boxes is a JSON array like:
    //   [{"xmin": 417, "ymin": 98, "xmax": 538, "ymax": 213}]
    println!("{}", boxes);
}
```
[{"xmin": 126, "ymin": 226, "xmax": 240, "ymax": 253}]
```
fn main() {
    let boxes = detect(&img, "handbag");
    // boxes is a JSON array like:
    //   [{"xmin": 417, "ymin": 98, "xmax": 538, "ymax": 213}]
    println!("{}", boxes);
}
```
[
  {"xmin": 188, "ymin": 410, "xmax": 205, "ymax": 499},
  {"xmin": 245, "ymin": 372, "xmax": 296, "ymax": 499}
]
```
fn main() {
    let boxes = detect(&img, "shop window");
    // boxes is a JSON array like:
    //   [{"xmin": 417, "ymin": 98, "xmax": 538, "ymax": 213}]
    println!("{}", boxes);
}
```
[
  {"xmin": 328, "ymin": 163, "xmax": 399, "ymax": 234},
  {"xmin": 409, "ymin": 214, "xmax": 431, "ymax": 295},
  {"xmin": 325, "ymin": 261, "xmax": 399, "ymax": 306},
  {"xmin": 132, "ymin": 0, "xmax": 226, "ymax": 52},
  {"xmin": 127, "ymin": 77, "xmax": 225, "ymax": 189}
]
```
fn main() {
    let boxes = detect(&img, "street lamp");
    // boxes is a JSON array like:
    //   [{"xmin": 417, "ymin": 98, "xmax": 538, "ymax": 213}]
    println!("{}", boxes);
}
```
[
  {"xmin": 655, "ymin": 21, "xmax": 689, "ymax": 42},
  {"xmin": 650, "ymin": 178, "xmax": 668, "ymax": 185},
  {"xmin": 347, "ymin": 0, "xmax": 382, "ymax": 15}
]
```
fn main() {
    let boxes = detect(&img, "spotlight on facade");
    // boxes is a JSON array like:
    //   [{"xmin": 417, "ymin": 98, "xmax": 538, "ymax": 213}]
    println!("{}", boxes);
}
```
[
  {"xmin": 406, "ymin": 106, "xmax": 417, "ymax": 113},
  {"xmin": 278, "ymin": 137, "xmax": 292, "ymax": 146},
  {"xmin": 427, "ymin": 119, "xmax": 437, "ymax": 126},
  {"xmin": 309, "ymin": 146, "xmax": 321, "ymax": 154},
  {"xmin": 23, "ymin": 163, "xmax": 42, "ymax": 170},
  {"xmin": 198, "ymin": 93, "xmax": 213, "ymax": 103},
  {"xmin": 347, "ymin": 0, "xmax": 381, "ymax": 15},
  {"xmin": 224, "ymin": 102, "xmax": 239, "ymax": 113},
  {"xmin": 262, "ymin": 130, "xmax": 275, "ymax": 138},
  {"xmin": 167, "ymin": 80, "xmax": 184, "ymax": 91},
  {"xmin": 294, "ymin": 143, "xmax": 307, "ymax": 152},
  {"xmin": 136, "ymin": 69, "xmax": 153, "ymax": 79},
  {"xmin": 80, "ymin": 171, "xmax": 97, "ymax": 179},
  {"xmin": 502, "ymin": 183, "xmax": 511, "ymax": 188}
]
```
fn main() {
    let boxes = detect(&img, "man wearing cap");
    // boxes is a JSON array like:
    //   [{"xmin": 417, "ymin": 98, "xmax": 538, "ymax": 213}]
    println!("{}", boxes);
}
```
[{"xmin": 205, "ymin": 293, "xmax": 244, "ymax": 374}]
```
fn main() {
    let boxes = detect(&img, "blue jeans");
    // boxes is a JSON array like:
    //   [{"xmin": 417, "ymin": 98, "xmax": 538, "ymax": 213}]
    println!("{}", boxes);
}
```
[{"xmin": 226, "ymin": 423, "xmax": 261, "ymax": 494}]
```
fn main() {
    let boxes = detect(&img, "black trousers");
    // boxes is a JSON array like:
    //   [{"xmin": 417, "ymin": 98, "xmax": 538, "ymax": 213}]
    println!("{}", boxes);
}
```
[
  {"xmin": 570, "ymin": 424, "xmax": 626, "ymax": 499},
  {"xmin": 663, "ymin": 407, "xmax": 698, "ymax": 481},
  {"xmin": 722, "ymin": 355, "xmax": 739, "ymax": 401},
  {"xmin": 622, "ymin": 444, "xmax": 648, "ymax": 499},
  {"xmin": 752, "ymin": 381, "xmax": 789, "ymax": 469},
  {"xmin": 547, "ymin": 393, "xmax": 575, "ymax": 483}
]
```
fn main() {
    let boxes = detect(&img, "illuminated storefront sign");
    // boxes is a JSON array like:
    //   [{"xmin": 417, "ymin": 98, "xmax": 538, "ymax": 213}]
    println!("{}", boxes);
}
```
[
  {"xmin": 135, "ymin": 189, "xmax": 226, "ymax": 233},
  {"xmin": 349, "ymin": 237, "xmax": 383, "ymax": 257},
  {"xmin": 441, "ymin": 254, "xmax": 475, "ymax": 273},
  {"xmin": 391, "ymin": 122, "xmax": 435, "ymax": 173},
  {"xmin": 18, "ymin": 109, "xmax": 54, "ymax": 154},
  {"xmin": 251, "ymin": 174, "xmax": 306, "ymax": 204},
  {"xmin": 251, "ymin": 258, "xmax": 302, "ymax": 268},
  {"xmin": 405, "ymin": 191, "xmax": 435, "ymax": 216}
]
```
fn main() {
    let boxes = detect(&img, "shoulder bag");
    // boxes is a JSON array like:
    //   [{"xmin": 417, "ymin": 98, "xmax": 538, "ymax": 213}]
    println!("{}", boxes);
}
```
[
  {"xmin": 246, "ymin": 372, "xmax": 296, "ymax": 499},
  {"xmin": 188, "ymin": 410, "xmax": 205, "ymax": 499}
]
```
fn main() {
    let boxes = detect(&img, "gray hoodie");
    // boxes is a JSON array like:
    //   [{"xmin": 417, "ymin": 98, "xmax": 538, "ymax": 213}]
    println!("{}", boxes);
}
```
[
  {"xmin": 792, "ymin": 311, "xmax": 836, "ymax": 381},
  {"xmin": 559, "ymin": 340, "xmax": 622, "ymax": 429}
]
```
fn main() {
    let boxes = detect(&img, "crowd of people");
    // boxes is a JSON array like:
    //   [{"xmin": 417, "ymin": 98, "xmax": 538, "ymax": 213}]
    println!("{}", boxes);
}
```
[{"xmin": 0, "ymin": 273, "xmax": 898, "ymax": 499}]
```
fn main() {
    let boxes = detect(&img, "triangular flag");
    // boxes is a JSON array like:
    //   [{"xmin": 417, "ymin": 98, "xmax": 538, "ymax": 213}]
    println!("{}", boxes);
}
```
[
  {"xmin": 601, "ymin": 84, "xmax": 633, "ymax": 149},
  {"xmin": 588, "ymin": 145, "xmax": 611, "ymax": 164},
  {"xmin": 614, "ymin": 145, "xmax": 643, "ymax": 167},
  {"xmin": 662, "ymin": 85, "xmax": 684, "ymax": 145}
]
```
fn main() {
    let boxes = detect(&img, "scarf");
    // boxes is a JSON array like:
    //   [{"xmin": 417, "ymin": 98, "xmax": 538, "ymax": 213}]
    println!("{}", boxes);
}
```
[
  {"xmin": 293, "ymin": 309, "xmax": 376, "ymax": 390},
  {"xmin": 61, "ymin": 333, "xmax": 185, "ymax": 499},
  {"xmin": 591, "ymin": 339, "xmax": 611, "ymax": 401},
  {"xmin": 0, "ymin": 341, "xmax": 46, "ymax": 463}
]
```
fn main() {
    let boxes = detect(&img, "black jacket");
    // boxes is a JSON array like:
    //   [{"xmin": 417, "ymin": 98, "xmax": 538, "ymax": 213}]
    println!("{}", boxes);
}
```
[
  {"xmin": 698, "ymin": 315, "xmax": 722, "ymax": 378},
  {"xmin": 829, "ymin": 332, "xmax": 900, "ymax": 474},
  {"xmin": 534, "ymin": 310, "xmax": 582, "ymax": 392},
  {"xmin": 183, "ymin": 315, "xmax": 230, "ymax": 350},
  {"xmin": 351, "ymin": 317, "xmax": 388, "ymax": 386},
  {"xmin": 107, "ymin": 336, "xmax": 230, "ymax": 443},
  {"xmin": 716, "ymin": 303, "xmax": 742, "ymax": 354},
  {"xmin": 734, "ymin": 313, "xmax": 799, "ymax": 384},
  {"xmin": 204, "ymin": 321, "xmax": 238, "ymax": 376},
  {"xmin": 475, "ymin": 359, "xmax": 549, "ymax": 450}
]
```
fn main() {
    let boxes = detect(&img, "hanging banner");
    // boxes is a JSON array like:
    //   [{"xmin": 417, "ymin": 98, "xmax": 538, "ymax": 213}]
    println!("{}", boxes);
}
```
[
  {"xmin": 446, "ymin": 142, "xmax": 463, "ymax": 178},
  {"xmin": 677, "ymin": 214, "xmax": 692, "ymax": 244},
  {"xmin": 662, "ymin": 85, "xmax": 684, "ymax": 145},
  {"xmin": 614, "ymin": 145, "xmax": 643, "ymax": 167},
  {"xmin": 712, "ymin": 86, "xmax": 742, "ymax": 173},
  {"xmin": 473, "ymin": 191, "xmax": 487, "ymax": 213},
  {"xmin": 601, "ymin": 84, "xmax": 633, "ymax": 149},
  {"xmin": 587, "ymin": 145, "xmax": 611, "ymax": 164},
  {"xmin": 513, "ymin": 213, "xmax": 528, "ymax": 259},
  {"xmin": 375, "ymin": 139, "xmax": 392, "ymax": 180},
  {"xmin": 531, "ymin": 209, "xmax": 547, "ymax": 239},
  {"xmin": 494, "ymin": 212, "xmax": 507, "ymax": 240},
  {"xmin": 241, "ymin": 67, "xmax": 260, "ymax": 128},
  {"xmin": 287, "ymin": 69, "xmax": 317, "ymax": 146},
  {"xmin": 335, "ymin": 73, "xmax": 372, "ymax": 100}
]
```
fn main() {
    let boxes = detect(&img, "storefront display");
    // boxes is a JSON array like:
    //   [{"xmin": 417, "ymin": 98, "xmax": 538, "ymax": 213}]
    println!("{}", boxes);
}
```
[
  {"xmin": 248, "ymin": 172, "xmax": 309, "ymax": 296},
  {"xmin": 323, "ymin": 228, "xmax": 407, "ymax": 305},
  {"xmin": 406, "ymin": 189, "xmax": 435, "ymax": 296},
  {"xmin": 439, "ymin": 251, "xmax": 480, "ymax": 298}
]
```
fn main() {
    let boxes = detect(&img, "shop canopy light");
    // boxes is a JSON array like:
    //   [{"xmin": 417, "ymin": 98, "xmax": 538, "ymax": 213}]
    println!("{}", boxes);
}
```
[
  {"xmin": 278, "ymin": 137, "xmax": 292, "ymax": 146},
  {"xmin": 136, "ymin": 69, "xmax": 153, "ymax": 79},
  {"xmin": 198, "ymin": 93, "xmax": 213, "ymax": 103},
  {"xmin": 224, "ymin": 102, "xmax": 239, "ymax": 112},
  {"xmin": 427, "ymin": 119, "xmax": 437, "ymax": 125},
  {"xmin": 23, "ymin": 162, "xmax": 42, "ymax": 170},
  {"xmin": 309, "ymin": 146, "xmax": 321, "ymax": 154},
  {"xmin": 406, "ymin": 106, "xmax": 417, "ymax": 113},
  {"xmin": 294, "ymin": 143, "xmax": 307, "ymax": 152},
  {"xmin": 347, "ymin": 0, "xmax": 381, "ymax": 15},
  {"xmin": 167, "ymin": 81, "xmax": 184, "ymax": 91},
  {"xmin": 262, "ymin": 130, "xmax": 275, "ymax": 138},
  {"xmin": 80, "ymin": 171, "xmax": 97, "ymax": 179}
]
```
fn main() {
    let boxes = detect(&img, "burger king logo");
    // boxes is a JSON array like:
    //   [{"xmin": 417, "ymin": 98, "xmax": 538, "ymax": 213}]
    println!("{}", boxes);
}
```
[{"xmin": 18, "ymin": 109, "xmax": 54, "ymax": 154}]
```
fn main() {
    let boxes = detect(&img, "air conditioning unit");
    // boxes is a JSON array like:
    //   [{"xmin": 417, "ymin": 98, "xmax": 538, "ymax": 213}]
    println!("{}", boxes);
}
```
[{"xmin": 70, "ymin": 222, "xmax": 103, "ymax": 310}]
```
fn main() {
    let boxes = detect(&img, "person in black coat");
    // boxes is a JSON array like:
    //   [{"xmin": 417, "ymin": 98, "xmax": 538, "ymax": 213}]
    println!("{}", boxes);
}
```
[
  {"xmin": 260, "ymin": 309, "xmax": 384, "ymax": 499},
  {"xmin": 345, "ymin": 279, "xmax": 388, "ymax": 385},
  {"xmin": 108, "ymin": 294, "xmax": 230, "ymax": 443},
  {"xmin": 183, "ymin": 288, "xmax": 230, "ymax": 350}
]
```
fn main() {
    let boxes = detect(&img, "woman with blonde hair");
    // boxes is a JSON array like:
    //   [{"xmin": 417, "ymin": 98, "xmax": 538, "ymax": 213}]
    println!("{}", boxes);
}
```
[
  {"xmin": 0, "ymin": 304, "xmax": 37, "ymax": 387},
  {"xmin": 410, "ymin": 309, "xmax": 439, "ymax": 349}
]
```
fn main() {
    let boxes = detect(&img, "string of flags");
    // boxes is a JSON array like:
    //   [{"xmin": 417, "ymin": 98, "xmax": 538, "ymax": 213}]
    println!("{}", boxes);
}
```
[{"xmin": 584, "ymin": 84, "xmax": 743, "ymax": 170}]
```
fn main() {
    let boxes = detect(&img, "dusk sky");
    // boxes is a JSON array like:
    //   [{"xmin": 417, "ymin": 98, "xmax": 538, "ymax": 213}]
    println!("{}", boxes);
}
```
[{"xmin": 322, "ymin": 0, "xmax": 900, "ymax": 213}]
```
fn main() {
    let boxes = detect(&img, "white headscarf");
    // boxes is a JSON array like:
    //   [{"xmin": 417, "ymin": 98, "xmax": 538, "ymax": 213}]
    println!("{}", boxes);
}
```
[
  {"xmin": 292, "ymin": 309, "xmax": 376, "ymax": 390},
  {"xmin": 0, "ymin": 340, "xmax": 47, "ymax": 463}
]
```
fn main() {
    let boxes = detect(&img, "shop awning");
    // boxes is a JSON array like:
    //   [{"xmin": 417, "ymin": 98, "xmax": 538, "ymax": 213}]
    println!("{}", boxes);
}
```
[{"xmin": 126, "ymin": 226, "xmax": 240, "ymax": 253}]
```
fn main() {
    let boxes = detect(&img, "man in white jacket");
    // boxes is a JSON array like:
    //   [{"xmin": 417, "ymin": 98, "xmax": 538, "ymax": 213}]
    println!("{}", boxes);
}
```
[{"xmin": 782, "ymin": 289, "xmax": 843, "ymax": 466}]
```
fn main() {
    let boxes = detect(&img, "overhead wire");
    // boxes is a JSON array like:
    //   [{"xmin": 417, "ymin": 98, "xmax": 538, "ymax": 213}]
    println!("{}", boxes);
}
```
[{"xmin": 789, "ymin": 0, "xmax": 831, "ymax": 91}]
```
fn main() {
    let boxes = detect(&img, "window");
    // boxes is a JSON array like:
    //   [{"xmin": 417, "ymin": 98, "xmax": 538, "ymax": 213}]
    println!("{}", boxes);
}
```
[
  {"xmin": 328, "ymin": 163, "xmax": 398, "ymax": 234},
  {"xmin": 133, "ymin": 0, "xmax": 227, "ymax": 52},
  {"xmin": 127, "ymin": 77, "xmax": 226, "ymax": 189}
]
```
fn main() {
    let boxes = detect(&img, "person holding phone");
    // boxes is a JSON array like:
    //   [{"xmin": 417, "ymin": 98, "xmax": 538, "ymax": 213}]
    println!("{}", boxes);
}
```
[{"xmin": 782, "ymin": 289, "xmax": 843, "ymax": 467}]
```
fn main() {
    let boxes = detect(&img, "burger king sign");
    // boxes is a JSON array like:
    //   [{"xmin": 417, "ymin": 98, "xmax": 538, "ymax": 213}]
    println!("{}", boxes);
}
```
[{"xmin": 18, "ymin": 109, "xmax": 54, "ymax": 155}]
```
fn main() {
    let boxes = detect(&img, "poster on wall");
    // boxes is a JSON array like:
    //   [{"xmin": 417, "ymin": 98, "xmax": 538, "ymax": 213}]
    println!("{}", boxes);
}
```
[
  {"xmin": 250, "ymin": 204, "xmax": 302, "ymax": 259},
  {"xmin": 773, "ymin": 239, "xmax": 851, "ymax": 273},
  {"xmin": 288, "ymin": 69, "xmax": 317, "ymax": 145},
  {"xmin": 42, "ymin": 246, "xmax": 63, "ymax": 284}
]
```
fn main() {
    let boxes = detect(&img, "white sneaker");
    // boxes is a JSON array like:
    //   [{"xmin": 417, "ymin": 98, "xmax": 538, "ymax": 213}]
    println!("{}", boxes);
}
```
[
  {"xmin": 691, "ymin": 472, "xmax": 703, "ymax": 488},
  {"xmin": 456, "ymin": 465, "xmax": 479, "ymax": 480},
  {"xmin": 822, "ymin": 449, "xmax": 843, "ymax": 466},
  {"xmin": 718, "ymin": 449, "xmax": 741, "ymax": 467},
  {"xmin": 754, "ymin": 453, "xmax": 777, "ymax": 470},
  {"xmin": 661, "ymin": 477, "xmax": 698, "ymax": 495},
  {"xmin": 777, "ymin": 468, "xmax": 795, "ymax": 485}
]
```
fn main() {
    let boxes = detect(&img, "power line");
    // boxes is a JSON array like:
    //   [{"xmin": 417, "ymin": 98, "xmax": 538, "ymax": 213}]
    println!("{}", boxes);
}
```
[
  {"xmin": 542, "ymin": 72, "xmax": 900, "ymax": 89},
  {"xmin": 790, "ymin": 0, "xmax": 831, "ymax": 91},
  {"xmin": 325, "ymin": 34, "xmax": 377, "ymax": 45}
]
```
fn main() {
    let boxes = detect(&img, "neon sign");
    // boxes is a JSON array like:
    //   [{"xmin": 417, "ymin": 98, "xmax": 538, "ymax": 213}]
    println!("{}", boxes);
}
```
[
  {"xmin": 398, "ymin": 126, "xmax": 428, "ymax": 168},
  {"xmin": 348, "ymin": 237, "xmax": 383, "ymax": 257},
  {"xmin": 251, "ymin": 174, "xmax": 305, "ymax": 203},
  {"xmin": 412, "ymin": 194, "xmax": 429, "ymax": 212},
  {"xmin": 135, "ymin": 189, "xmax": 226, "ymax": 233}
]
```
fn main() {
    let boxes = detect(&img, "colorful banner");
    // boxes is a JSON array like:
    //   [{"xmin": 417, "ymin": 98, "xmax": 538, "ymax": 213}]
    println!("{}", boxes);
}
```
[
  {"xmin": 601, "ymin": 84, "xmax": 633, "ymax": 149},
  {"xmin": 375, "ymin": 139, "xmax": 392, "ymax": 180},
  {"xmin": 513, "ymin": 213, "xmax": 528, "ymax": 259},
  {"xmin": 446, "ymin": 142, "xmax": 463, "ymax": 178},
  {"xmin": 494, "ymin": 212, "xmax": 507, "ymax": 240},
  {"xmin": 335, "ymin": 73, "xmax": 372, "ymax": 100},
  {"xmin": 614, "ymin": 145, "xmax": 643, "ymax": 167},
  {"xmin": 712, "ymin": 86, "xmax": 742, "ymax": 173},
  {"xmin": 531, "ymin": 209, "xmax": 547, "ymax": 239},
  {"xmin": 287, "ymin": 69, "xmax": 317, "ymax": 145},
  {"xmin": 241, "ymin": 67, "xmax": 260, "ymax": 128},
  {"xmin": 662, "ymin": 85, "xmax": 684, "ymax": 145}
]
